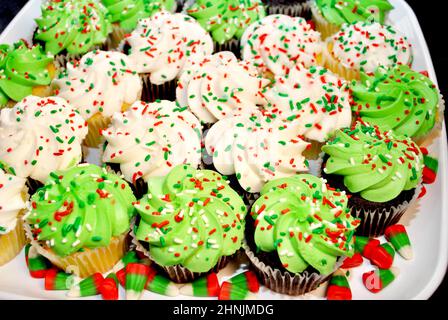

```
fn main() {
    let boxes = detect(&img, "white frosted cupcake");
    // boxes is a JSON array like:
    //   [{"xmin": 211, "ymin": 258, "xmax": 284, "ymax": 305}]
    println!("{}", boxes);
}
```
[
  {"xmin": 102, "ymin": 100, "xmax": 202, "ymax": 196},
  {"xmin": 241, "ymin": 14, "xmax": 323, "ymax": 78},
  {"xmin": 0, "ymin": 96, "xmax": 88, "ymax": 192},
  {"xmin": 0, "ymin": 170, "xmax": 28, "ymax": 266},
  {"xmin": 176, "ymin": 51, "xmax": 270, "ymax": 127},
  {"xmin": 322, "ymin": 21, "xmax": 413, "ymax": 80},
  {"xmin": 53, "ymin": 50, "xmax": 142, "ymax": 148},
  {"xmin": 124, "ymin": 10, "xmax": 213, "ymax": 102}
]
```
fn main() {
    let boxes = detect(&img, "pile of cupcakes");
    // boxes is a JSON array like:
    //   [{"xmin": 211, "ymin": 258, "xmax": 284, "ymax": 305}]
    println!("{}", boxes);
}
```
[{"xmin": 0, "ymin": 0, "xmax": 444, "ymax": 299}]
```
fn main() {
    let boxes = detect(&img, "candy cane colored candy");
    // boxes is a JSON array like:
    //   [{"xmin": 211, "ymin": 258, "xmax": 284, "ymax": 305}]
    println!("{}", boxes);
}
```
[
  {"xmin": 67, "ymin": 273, "xmax": 104, "ymax": 297},
  {"xmin": 25, "ymin": 244, "xmax": 51, "ymax": 278},
  {"xmin": 100, "ymin": 273, "xmax": 119, "ymax": 300},
  {"xmin": 385, "ymin": 225, "xmax": 413, "ymax": 260},
  {"xmin": 45, "ymin": 268, "xmax": 75, "ymax": 291},
  {"xmin": 112, "ymin": 251, "xmax": 141, "ymax": 273},
  {"xmin": 125, "ymin": 263, "xmax": 150, "ymax": 300},
  {"xmin": 326, "ymin": 270, "xmax": 352, "ymax": 300},
  {"xmin": 362, "ymin": 268, "xmax": 400, "ymax": 293},
  {"xmin": 180, "ymin": 273, "xmax": 219, "ymax": 297},
  {"xmin": 341, "ymin": 253, "xmax": 364, "ymax": 269},
  {"xmin": 227, "ymin": 271, "xmax": 260, "ymax": 293},
  {"xmin": 218, "ymin": 282, "xmax": 257, "ymax": 300},
  {"xmin": 422, "ymin": 155, "xmax": 438, "ymax": 184},
  {"xmin": 369, "ymin": 243, "xmax": 395, "ymax": 270},
  {"xmin": 116, "ymin": 267, "xmax": 126, "ymax": 287},
  {"xmin": 146, "ymin": 266, "xmax": 179, "ymax": 297},
  {"xmin": 354, "ymin": 236, "xmax": 380, "ymax": 260}
]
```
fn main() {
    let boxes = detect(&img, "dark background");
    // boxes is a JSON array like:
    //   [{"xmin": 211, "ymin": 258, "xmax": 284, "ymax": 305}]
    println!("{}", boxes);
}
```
[{"xmin": 0, "ymin": 0, "xmax": 446, "ymax": 300}]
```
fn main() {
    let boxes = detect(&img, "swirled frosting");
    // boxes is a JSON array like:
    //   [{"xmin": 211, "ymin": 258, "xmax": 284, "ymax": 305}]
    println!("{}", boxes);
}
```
[
  {"xmin": 322, "ymin": 122, "xmax": 424, "ymax": 203},
  {"xmin": 0, "ymin": 96, "xmax": 88, "ymax": 184},
  {"xmin": 0, "ymin": 41, "xmax": 54, "ymax": 107},
  {"xmin": 330, "ymin": 21, "xmax": 412, "ymax": 73},
  {"xmin": 102, "ymin": 0, "xmax": 176, "ymax": 31},
  {"xmin": 134, "ymin": 164, "xmax": 247, "ymax": 272},
  {"xmin": 264, "ymin": 65, "xmax": 352, "ymax": 142},
  {"xmin": 205, "ymin": 110, "xmax": 310, "ymax": 193},
  {"xmin": 241, "ymin": 14, "xmax": 322, "ymax": 77},
  {"xmin": 102, "ymin": 100, "xmax": 202, "ymax": 183},
  {"xmin": 351, "ymin": 65, "xmax": 440, "ymax": 139},
  {"xmin": 0, "ymin": 170, "xmax": 27, "ymax": 235},
  {"xmin": 34, "ymin": 0, "xmax": 112, "ymax": 55},
  {"xmin": 26, "ymin": 164, "xmax": 136, "ymax": 257},
  {"xmin": 250, "ymin": 174, "xmax": 359, "ymax": 274},
  {"xmin": 53, "ymin": 50, "xmax": 142, "ymax": 120},
  {"xmin": 186, "ymin": 0, "xmax": 266, "ymax": 44},
  {"xmin": 125, "ymin": 11, "xmax": 214, "ymax": 85},
  {"xmin": 315, "ymin": 0, "xmax": 393, "ymax": 26},
  {"xmin": 176, "ymin": 51, "xmax": 270, "ymax": 124}
]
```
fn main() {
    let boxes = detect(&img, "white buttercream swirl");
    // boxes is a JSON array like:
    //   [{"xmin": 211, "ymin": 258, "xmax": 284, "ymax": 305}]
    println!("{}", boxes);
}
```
[
  {"xmin": 0, "ymin": 96, "xmax": 87, "ymax": 183},
  {"xmin": 176, "ymin": 51, "xmax": 270, "ymax": 124},
  {"xmin": 205, "ymin": 110, "xmax": 310, "ymax": 193},
  {"xmin": 53, "ymin": 50, "xmax": 142, "ymax": 120},
  {"xmin": 0, "ymin": 170, "xmax": 27, "ymax": 235},
  {"xmin": 264, "ymin": 65, "xmax": 352, "ymax": 143},
  {"xmin": 125, "ymin": 10, "xmax": 214, "ymax": 85},
  {"xmin": 102, "ymin": 100, "xmax": 202, "ymax": 183},
  {"xmin": 241, "ymin": 14, "xmax": 322, "ymax": 77}
]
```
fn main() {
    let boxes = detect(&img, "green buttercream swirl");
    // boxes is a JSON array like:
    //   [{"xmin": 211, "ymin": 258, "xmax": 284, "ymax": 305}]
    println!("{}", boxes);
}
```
[
  {"xmin": 250, "ymin": 174, "xmax": 358, "ymax": 275},
  {"xmin": 187, "ymin": 0, "xmax": 266, "ymax": 44},
  {"xmin": 26, "ymin": 164, "xmax": 136, "ymax": 257},
  {"xmin": 315, "ymin": 0, "xmax": 393, "ymax": 26},
  {"xmin": 351, "ymin": 65, "xmax": 440, "ymax": 139},
  {"xmin": 34, "ymin": 0, "xmax": 112, "ymax": 55},
  {"xmin": 102, "ymin": 0, "xmax": 176, "ymax": 31},
  {"xmin": 322, "ymin": 123, "xmax": 424, "ymax": 203},
  {"xmin": 0, "ymin": 41, "xmax": 53, "ymax": 107},
  {"xmin": 135, "ymin": 164, "xmax": 247, "ymax": 273}
]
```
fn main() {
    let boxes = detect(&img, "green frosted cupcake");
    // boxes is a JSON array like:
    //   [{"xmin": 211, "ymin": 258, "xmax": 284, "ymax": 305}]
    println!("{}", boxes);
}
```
[
  {"xmin": 33, "ymin": 0, "xmax": 113, "ymax": 70},
  {"xmin": 186, "ymin": 0, "xmax": 266, "ymax": 57},
  {"xmin": 0, "ymin": 41, "xmax": 55, "ymax": 108},
  {"xmin": 321, "ymin": 122, "xmax": 424, "ymax": 237},
  {"xmin": 133, "ymin": 164, "xmax": 247, "ymax": 283},
  {"xmin": 25, "ymin": 164, "xmax": 137, "ymax": 278},
  {"xmin": 244, "ymin": 174, "xmax": 360, "ymax": 296},
  {"xmin": 351, "ymin": 65, "xmax": 444, "ymax": 145}
]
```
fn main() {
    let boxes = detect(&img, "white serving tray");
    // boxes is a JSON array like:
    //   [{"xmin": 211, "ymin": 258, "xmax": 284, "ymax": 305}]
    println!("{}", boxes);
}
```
[{"xmin": 0, "ymin": 0, "xmax": 447, "ymax": 300}]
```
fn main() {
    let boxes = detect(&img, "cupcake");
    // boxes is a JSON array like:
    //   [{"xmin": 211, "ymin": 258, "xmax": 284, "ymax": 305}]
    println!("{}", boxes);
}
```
[
  {"xmin": 263, "ymin": 64, "xmax": 352, "ymax": 158},
  {"xmin": 321, "ymin": 122, "xmax": 424, "ymax": 237},
  {"xmin": 133, "ymin": 164, "xmax": 247, "ymax": 283},
  {"xmin": 311, "ymin": 0, "xmax": 394, "ymax": 39},
  {"xmin": 322, "ymin": 21, "xmax": 413, "ymax": 81},
  {"xmin": 102, "ymin": 100, "xmax": 202, "ymax": 198},
  {"xmin": 0, "ymin": 96, "xmax": 88, "ymax": 194},
  {"xmin": 263, "ymin": 0, "xmax": 311, "ymax": 18},
  {"xmin": 240, "ymin": 14, "xmax": 322, "ymax": 78},
  {"xmin": 244, "ymin": 174, "xmax": 359, "ymax": 295},
  {"xmin": 0, "ymin": 41, "xmax": 55, "ymax": 108},
  {"xmin": 185, "ymin": 0, "xmax": 266, "ymax": 56},
  {"xmin": 176, "ymin": 51, "xmax": 270, "ymax": 127},
  {"xmin": 351, "ymin": 64, "xmax": 444, "ymax": 145},
  {"xmin": 0, "ymin": 170, "xmax": 28, "ymax": 266},
  {"xmin": 53, "ymin": 50, "xmax": 142, "ymax": 148},
  {"xmin": 102, "ymin": 0, "xmax": 177, "ymax": 48},
  {"xmin": 24, "ymin": 164, "xmax": 137, "ymax": 278},
  {"xmin": 33, "ymin": 0, "xmax": 113, "ymax": 70},
  {"xmin": 123, "ymin": 11, "xmax": 213, "ymax": 102},
  {"xmin": 204, "ymin": 110, "xmax": 310, "ymax": 204}
]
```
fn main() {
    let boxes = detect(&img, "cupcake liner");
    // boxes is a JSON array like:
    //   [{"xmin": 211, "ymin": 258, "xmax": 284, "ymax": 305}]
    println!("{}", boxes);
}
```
[
  {"xmin": 141, "ymin": 74, "xmax": 178, "ymax": 102},
  {"xmin": 321, "ymin": 40, "xmax": 360, "ymax": 81},
  {"xmin": 413, "ymin": 93, "xmax": 446, "ymax": 146},
  {"xmin": 85, "ymin": 113, "xmax": 111, "ymax": 148},
  {"xmin": 130, "ymin": 220, "xmax": 232, "ymax": 283},
  {"xmin": 267, "ymin": 1, "xmax": 311, "ymax": 18},
  {"xmin": 0, "ymin": 212, "xmax": 27, "ymax": 266},
  {"xmin": 108, "ymin": 23, "xmax": 127, "ymax": 50},
  {"xmin": 26, "ymin": 178, "xmax": 44, "ymax": 196},
  {"xmin": 310, "ymin": 2, "xmax": 341, "ymax": 40},
  {"xmin": 214, "ymin": 39, "xmax": 241, "ymax": 60},
  {"xmin": 243, "ymin": 241, "xmax": 342, "ymax": 296},
  {"xmin": 24, "ymin": 221, "xmax": 128, "ymax": 278}
]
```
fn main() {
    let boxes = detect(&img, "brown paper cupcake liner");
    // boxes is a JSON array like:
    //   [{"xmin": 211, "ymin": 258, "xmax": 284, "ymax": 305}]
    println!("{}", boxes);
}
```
[
  {"xmin": 0, "ymin": 213, "xmax": 27, "ymax": 266},
  {"xmin": 310, "ymin": 2, "xmax": 341, "ymax": 40},
  {"xmin": 108, "ymin": 24, "xmax": 127, "ymax": 50},
  {"xmin": 214, "ymin": 39, "xmax": 241, "ymax": 59},
  {"xmin": 141, "ymin": 74, "xmax": 178, "ymax": 102},
  {"xmin": 243, "ymin": 241, "xmax": 342, "ymax": 296},
  {"xmin": 267, "ymin": 1, "xmax": 311, "ymax": 18}
]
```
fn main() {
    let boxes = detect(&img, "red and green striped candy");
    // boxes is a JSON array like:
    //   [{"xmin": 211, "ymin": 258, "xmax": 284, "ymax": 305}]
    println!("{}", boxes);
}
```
[
  {"xmin": 326, "ymin": 270, "xmax": 352, "ymax": 300},
  {"xmin": 421, "ymin": 148, "xmax": 438, "ymax": 184},
  {"xmin": 354, "ymin": 236, "xmax": 380, "ymax": 260},
  {"xmin": 146, "ymin": 266, "xmax": 179, "ymax": 297},
  {"xmin": 45, "ymin": 268, "xmax": 75, "ymax": 290},
  {"xmin": 341, "ymin": 253, "xmax": 364, "ymax": 269},
  {"xmin": 362, "ymin": 268, "xmax": 400, "ymax": 293},
  {"xmin": 369, "ymin": 242, "xmax": 395, "ymax": 270},
  {"xmin": 180, "ymin": 273, "xmax": 220, "ymax": 297},
  {"xmin": 385, "ymin": 224, "xmax": 413, "ymax": 260},
  {"xmin": 116, "ymin": 267, "xmax": 126, "ymax": 287},
  {"xmin": 25, "ymin": 244, "xmax": 51, "ymax": 278},
  {"xmin": 125, "ymin": 263, "xmax": 150, "ymax": 300},
  {"xmin": 218, "ymin": 282, "xmax": 257, "ymax": 300},
  {"xmin": 227, "ymin": 271, "xmax": 260, "ymax": 293},
  {"xmin": 67, "ymin": 273, "xmax": 104, "ymax": 297},
  {"xmin": 112, "ymin": 251, "xmax": 141, "ymax": 273},
  {"xmin": 100, "ymin": 273, "xmax": 119, "ymax": 300}
]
